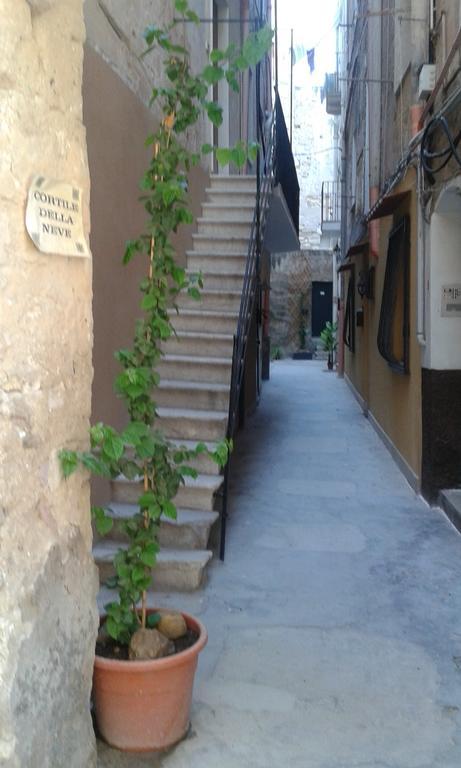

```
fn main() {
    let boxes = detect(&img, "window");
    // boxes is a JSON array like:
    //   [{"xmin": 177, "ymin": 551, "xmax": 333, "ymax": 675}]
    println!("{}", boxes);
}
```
[
  {"xmin": 343, "ymin": 268, "xmax": 355, "ymax": 352},
  {"xmin": 377, "ymin": 216, "xmax": 410, "ymax": 373}
]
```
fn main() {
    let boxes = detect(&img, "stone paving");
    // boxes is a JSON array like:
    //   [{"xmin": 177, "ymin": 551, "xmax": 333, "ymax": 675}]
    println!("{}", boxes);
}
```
[{"xmin": 98, "ymin": 360, "xmax": 461, "ymax": 768}]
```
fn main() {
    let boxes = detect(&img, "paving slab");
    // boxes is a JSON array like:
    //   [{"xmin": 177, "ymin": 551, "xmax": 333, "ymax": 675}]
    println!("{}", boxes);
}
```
[{"xmin": 98, "ymin": 361, "xmax": 461, "ymax": 768}]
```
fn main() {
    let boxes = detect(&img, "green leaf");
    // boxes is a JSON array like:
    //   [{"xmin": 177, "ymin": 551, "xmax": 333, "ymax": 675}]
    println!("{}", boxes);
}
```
[
  {"xmin": 121, "ymin": 422, "xmax": 149, "ymax": 446},
  {"xmin": 205, "ymin": 101, "xmax": 223, "ymax": 127},
  {"xmin": 216, "ymin": 147, "xmax": 233, "ymax": 166},
  {"xmin": 92, "ymin": 506, "xmax": 114, "ymax": 536},
  {"xmin": 146, "ymin": 612, "xmax": 162, "ymax": 628},
  {"xmin": 163, "ymin": 500, "xmax": 177, "ymax": 520},
  {"xmin": 174, "ymin": 0, "xmax": 188, "ymax": 12},
  {"xmin": 59, "ymin": 450, "xmax": 78, "ymax": 478},
  {"xmin": 102, "ymin": 433, "xmax": 124, "ymax": 462},
  {"xmin": 210, "ymin": 49, "xmax": 226, "ymax": 64},
  {"xmin": 201, "ymin": 143, "xmax": 214, "ymax": 155},
  {"xmin": 105, "ymin": 616, "xmax": 120, "ymax": 640},
  {"xmin": 186, "ymin": 9, "xmax": 199, "ymax": 22},
  {"xmin": 132, "ymin": 564, "xmax": 147, "ymax": 583},
  {"xmin": 187, "ymin": 286, "xmax": 201, "ymax": 301},
  {"xmin": 81, "ymin": 453, "xmax": 112, "ymax": 478},
  {"xmin": 140, "ymin": 543, "xmax": 158, "ymax": 567},
  {"xmin": 202, "ymin": 65, "xmax": 224, "ymax": 85},
  {"xmin": 90, "ymin": 423, "xmax": 105, "ymax": 446},
  {"xmin": 138, "ymin": 490, "xmax": 156, "ymax": 509}
]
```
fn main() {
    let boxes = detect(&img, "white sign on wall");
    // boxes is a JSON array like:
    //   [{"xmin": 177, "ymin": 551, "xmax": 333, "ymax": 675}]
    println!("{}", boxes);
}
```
[{"xmin": 25, "ymin": 175, "xmax": 89, "ymax": 258}]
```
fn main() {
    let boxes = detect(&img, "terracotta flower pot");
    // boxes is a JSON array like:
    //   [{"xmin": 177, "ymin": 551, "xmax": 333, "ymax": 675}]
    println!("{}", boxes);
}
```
[{"xmin": 93, "ymin": 611, "xmax": 207, "ymax": 752}]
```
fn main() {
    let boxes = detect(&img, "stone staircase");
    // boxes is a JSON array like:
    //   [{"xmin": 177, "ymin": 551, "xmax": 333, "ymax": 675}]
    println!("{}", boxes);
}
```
[{"xmin": 94, "ymin": 174, "xmax": 256, "ymax": 591}]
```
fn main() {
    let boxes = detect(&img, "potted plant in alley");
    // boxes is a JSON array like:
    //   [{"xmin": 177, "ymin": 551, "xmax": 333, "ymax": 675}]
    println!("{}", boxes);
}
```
[
  {"xmin": 320, "ymin": 320, "xmax": 337, "ymax": 371},
  {"xmin": 59, "ymin": 0, "xmax": 272, "ymax": 753}
]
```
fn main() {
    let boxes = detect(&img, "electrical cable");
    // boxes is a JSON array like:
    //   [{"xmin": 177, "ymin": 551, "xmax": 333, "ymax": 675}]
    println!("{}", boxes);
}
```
[{"xmin": 420, "ymin": 114, "xmax": 461, "ymax": 179}]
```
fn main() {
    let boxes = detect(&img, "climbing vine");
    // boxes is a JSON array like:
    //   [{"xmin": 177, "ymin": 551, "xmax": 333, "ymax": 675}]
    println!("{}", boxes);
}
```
[{"xmin": 60, "ymin": 0, "xmax": 272, "ymax": 645}]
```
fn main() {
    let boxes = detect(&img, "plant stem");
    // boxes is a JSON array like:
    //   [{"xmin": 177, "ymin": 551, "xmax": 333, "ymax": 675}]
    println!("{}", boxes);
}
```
[{"xmin": 141, "ymin": 464, "xmax": 149, "ymax": 630}]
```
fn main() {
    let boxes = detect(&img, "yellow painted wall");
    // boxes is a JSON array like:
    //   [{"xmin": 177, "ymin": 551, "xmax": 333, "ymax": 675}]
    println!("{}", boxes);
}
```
[{"xmin": 344, "ymin": 170, "xmax": 422, "ymax": 481}]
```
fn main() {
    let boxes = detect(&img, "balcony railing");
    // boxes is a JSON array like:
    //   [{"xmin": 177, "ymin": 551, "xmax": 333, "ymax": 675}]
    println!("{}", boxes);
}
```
[
  {"xmin": 321, "ymin": 181, "xmax": 341, "ymax": 234},
  {"xmin": 325, "ymin": 72, "xmax": 341, "ymax": 115}
]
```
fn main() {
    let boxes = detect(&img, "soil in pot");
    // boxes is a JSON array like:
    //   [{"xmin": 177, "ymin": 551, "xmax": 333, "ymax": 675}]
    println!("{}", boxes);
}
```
[{"xmin": 96, "ymin": 629, "xmax": 199, "ymax": 660}]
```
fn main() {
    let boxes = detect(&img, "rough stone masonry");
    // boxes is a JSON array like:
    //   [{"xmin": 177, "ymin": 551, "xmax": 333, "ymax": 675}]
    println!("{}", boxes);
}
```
[{"xmin": 0, "ymin": 1, "xmax": 98, "ymax": 766}]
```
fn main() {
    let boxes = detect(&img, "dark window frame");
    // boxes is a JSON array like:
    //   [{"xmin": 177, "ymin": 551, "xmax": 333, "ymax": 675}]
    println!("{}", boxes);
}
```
[
  {"xmin": 343, "ymin": 266, "xmax": 355, "ymax": 353},
  {"xmin": 377, "ymin": 216, "xmax": 410, "ymax": 374}
]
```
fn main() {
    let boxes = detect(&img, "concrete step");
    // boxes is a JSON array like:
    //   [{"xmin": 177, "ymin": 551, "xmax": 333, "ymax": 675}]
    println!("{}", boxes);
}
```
[
  {"xmin": 112, "ymin": 472, "xmax": 223, "ymax": 511},
  {"xmin": 198, "ymin": 272, "xmax": 244, "ymax": 291},
  {"xmin": 196, "ymin": 218, "xmax": 252, "ymax": 238},
  {"xmin": 186, "ymin": 251, "xmax": 247, "ymax": 275},
  {"xmin": 177, "ymin": 289, "xmax": 242, "ymax": 311},
  {"xmin": 94, "ymin": 541, "xmax": 212, "ymax": 591},
  {"xmin": 201, "ymin": 202, "xmax": 255, "ymax": 221},
  {"xmin": 205, "ymin": 188, "xmax": 256, "ymax": 206},
  {"xmin": 209, "ymin": 174, "xmax": 256, "ymax": 192},
  {"xmin": 155, "ymin": 379, "xmax": 230, "ymax": 411},
  {"xmin": 192, "ymin": 233, "xmax": 250, "ymax": 253},
  {"xmin": 163, "ymin": 330, "xmax": 234, "ymax": 358},
  {"xmin": 105, "ymin": 503, "xmax": 219, "ymax": 550},
  {"xmin": 439, "ymin": 489, "xmax": 461, "ymax": 534},
  {"xmin": 158, "ymin": 353, "xmax": 232, "ymax": 384},
  {"xmin": 172, "ymin": 309, "xmax": 238, "ymax": 335},
  {"xmin": 157, "ymin": 406, "xmax": 228, "ymax": 441}
]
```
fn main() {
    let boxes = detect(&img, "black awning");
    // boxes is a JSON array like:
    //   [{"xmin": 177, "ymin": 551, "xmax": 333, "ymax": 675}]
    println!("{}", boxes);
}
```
[{"xmin": 367, "ymin": 191, "xmax": 410, "ymax": 221}]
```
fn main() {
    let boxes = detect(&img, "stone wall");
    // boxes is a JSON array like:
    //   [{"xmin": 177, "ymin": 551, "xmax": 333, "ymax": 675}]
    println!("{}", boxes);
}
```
[
  {"xmin": 0, "ymin": 1, "xmax": 98, "ymax": 765},
  {"xmin": 270, "ymin": 249, "xmax": 333, "ymax": 356}
]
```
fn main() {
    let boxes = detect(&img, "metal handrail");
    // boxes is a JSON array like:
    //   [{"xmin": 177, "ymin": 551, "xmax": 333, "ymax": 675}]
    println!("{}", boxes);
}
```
[{"xmin": 219, "ymin": 108, "xmax": 276, "ymax": 560}]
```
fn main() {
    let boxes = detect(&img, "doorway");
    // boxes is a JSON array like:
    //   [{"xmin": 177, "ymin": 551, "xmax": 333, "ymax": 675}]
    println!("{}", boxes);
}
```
[{"xmin": 312, "ymin": 281, "xmax": 333, "ymax": 337}]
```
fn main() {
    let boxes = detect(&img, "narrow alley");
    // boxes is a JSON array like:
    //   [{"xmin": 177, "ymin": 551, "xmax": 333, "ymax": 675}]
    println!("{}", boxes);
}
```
[{"xmin": 99, "ymin": 360, "xmax": 461, "ymax": 768}]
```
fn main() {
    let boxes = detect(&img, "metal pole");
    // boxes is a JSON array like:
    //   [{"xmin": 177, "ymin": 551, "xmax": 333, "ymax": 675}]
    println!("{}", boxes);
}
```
[{"xmin": 290, "ymin": 28, "xmax": 293, "ymax": 145}]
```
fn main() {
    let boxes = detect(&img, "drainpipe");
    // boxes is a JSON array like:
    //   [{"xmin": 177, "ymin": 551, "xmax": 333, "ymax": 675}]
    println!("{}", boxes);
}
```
[{"xmin": 411, "ymin": 103, "xmax": 427, "ymax": 350}]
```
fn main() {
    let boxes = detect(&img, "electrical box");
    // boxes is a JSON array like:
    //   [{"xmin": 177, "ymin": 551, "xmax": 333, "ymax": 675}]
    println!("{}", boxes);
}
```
[
  {"xmin": 418, "ymin": 65, "xmax": 436, "ymax": 100},
  {"xmin": 441, "ymin": 285, "xmax": 461, "ymax": 317}
]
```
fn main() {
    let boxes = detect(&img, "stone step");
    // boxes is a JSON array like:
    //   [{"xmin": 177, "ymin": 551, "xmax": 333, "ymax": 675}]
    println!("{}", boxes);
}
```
[
  {"xmin": 105, "ymin": 503, "xmax": 219, "ymax": 550},
  {"xmin": 157, "ymin": 406, "xmax": 228, "ymax": 441},
  {"xmin": 111, "ymin": 472, "xmax": 223, "ymax": 511},
  {"xmin": 177, "ymin": 289, "xmax": 242, "ymax": 312},
  {"xmin": 196, "ymin": 218, "xmax": 252, "ymax": 238},
  {"xmin": 158, "ymin": 353, "xmax": 232, "ymax": 384},
  {"xmin": 192, "ymin": 233, "xmax": 250, "ymax": 253},
  {"xmin": 209, "ymin": 174, "xmax": 256, "ymax": 192},
  {"xmin": 94, "ymin": 541, "xmax": 213, "ymax": 592},
  {"xmin": 172, "ymin": 309, "xmax": 238, "ymax": 335},
  {"xmin": 155, "ymin": 379, "xmax": 230, "ymax": 411},
  {"xmin": 201, "ymin": 202, "xmax": 255, "ymax": 221},
  {"xmin": 186, "ymin": 251, "xmax": 247, "ymax": 275},
  {"xmin": 205, "ymin": 188, "xmax": 256, "ymax": 206},
  {"xmin": 198, "ymin": 271, "xmax": 244, "ymax": 291},
  {"xmin": 163, "ymin": 330, "xmax": 234, "ymax": 358}
]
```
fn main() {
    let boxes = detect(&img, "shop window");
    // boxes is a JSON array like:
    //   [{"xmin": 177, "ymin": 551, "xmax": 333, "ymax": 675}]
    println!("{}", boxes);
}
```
[
  {"xmin": 343, "ymin": 269, "xmax": 355, "ymax": 352},
  {"xmin": 377, "ymin": 216, "xmax": 410, "ymax": 373}
]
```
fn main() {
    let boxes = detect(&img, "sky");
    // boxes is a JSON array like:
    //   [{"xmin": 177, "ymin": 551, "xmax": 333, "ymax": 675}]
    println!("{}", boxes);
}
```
[{"xmin": 274, "ymin": 0, "xmax": 339, "ymax": 88}]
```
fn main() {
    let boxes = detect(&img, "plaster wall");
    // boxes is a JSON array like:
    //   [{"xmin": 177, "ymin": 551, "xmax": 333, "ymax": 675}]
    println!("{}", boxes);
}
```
[
  {"xmin": 427, "ymin": 196, "xmax": 461, "ymax": 371},
  {"xmin": 0, "ymin": 1, "xmax": 98, "ymax": 765},
  {"xmin": 344, "ymin": 173, "xmax": 422, "ymax": 482},
  {"xmin": 84, "ymin": 0, "xmax": 214, "ymax": 154}
]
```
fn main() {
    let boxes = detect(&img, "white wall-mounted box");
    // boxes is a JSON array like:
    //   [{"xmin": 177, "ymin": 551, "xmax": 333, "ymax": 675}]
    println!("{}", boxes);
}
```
[{"xmin": 418, "ymin": 64, "xmax": 436, "ymax": 100}]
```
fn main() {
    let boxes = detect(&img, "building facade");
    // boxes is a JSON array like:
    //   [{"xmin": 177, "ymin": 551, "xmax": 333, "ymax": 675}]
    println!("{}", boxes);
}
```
[{"xmin": 334, "ymin": 0, "xmax": 461, "ymax": 502}]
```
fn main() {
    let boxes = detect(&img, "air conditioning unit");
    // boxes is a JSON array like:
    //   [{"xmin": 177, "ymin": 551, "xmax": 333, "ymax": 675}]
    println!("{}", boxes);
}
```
[{"xmin": 418, "ymin": 64, "xmax": 436, "ymax": 100}]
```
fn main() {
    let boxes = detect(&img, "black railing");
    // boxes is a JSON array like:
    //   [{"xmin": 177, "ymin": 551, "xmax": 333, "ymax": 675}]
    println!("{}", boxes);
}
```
[{"xmin": 219, "ymin": 108, "xmax": 276, "ymax": 561}]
